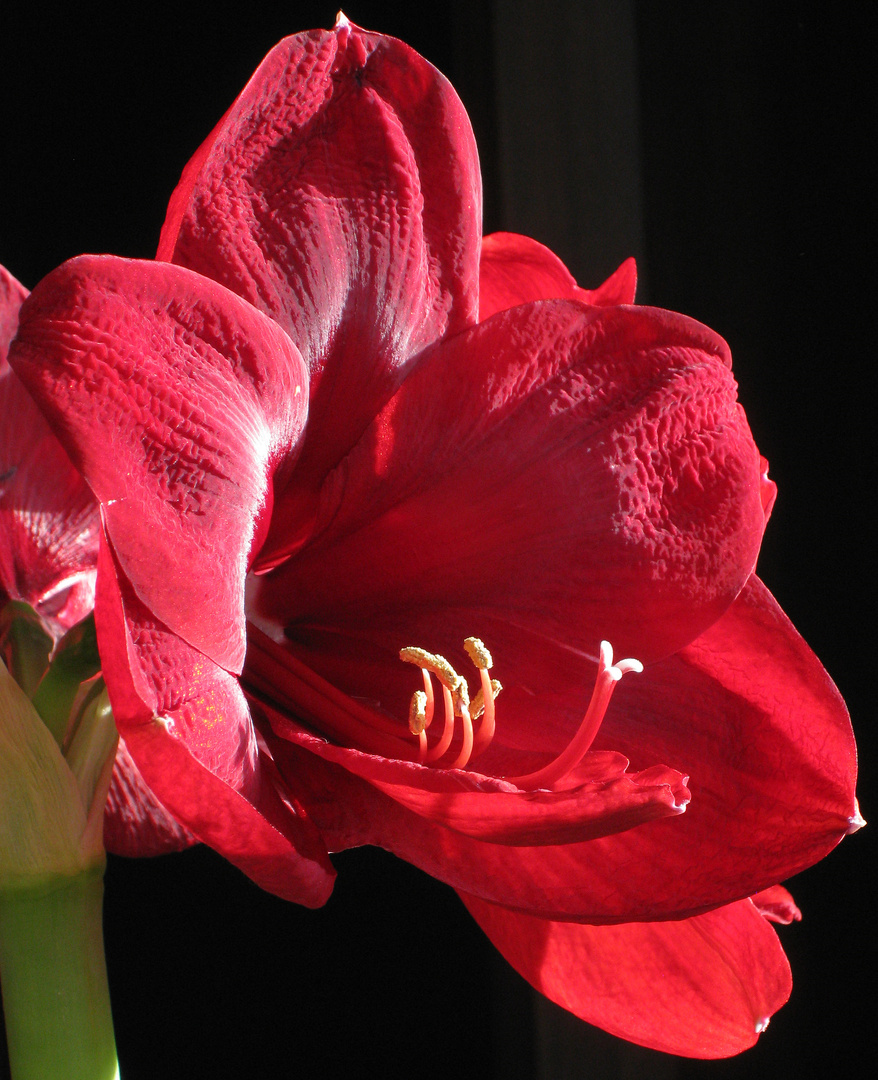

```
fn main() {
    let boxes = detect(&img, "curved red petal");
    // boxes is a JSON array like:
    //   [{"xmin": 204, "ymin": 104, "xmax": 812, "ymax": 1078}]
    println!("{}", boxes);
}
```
[
  {"xmin": 459, "ymin": 893, "xmax": 792, "ymax": 1059},
  {"xmin": 257, "ymin": 299, "xmax": 767, "ymax": 669},
  {"xmin": 1, "ymin": 263, "xmax": 28, "ymax": 369},
  {"xmin": 158, "ymin": 19, "xmax": 481, "ymax": 553},
  {"xmin": 750, "ymin": 884, "xmax": 802, "ymax": 925},
  {"xmin": 573, "ymin": 575, "xmax": 859, "ymax": 915},
  {"xmin": 103, "ymin": 737, "xmax": 197, "ymax": 857},
  {"xmin": 1, "ymin": 263, "xmax": 99, "ymax": 630},
  {"xmin": 479, "ymin": 232, "xmax": 636, "ymax": 320},
  {"xmin": 10, "ymin": 256, "xmax": 308, "ymax": 672},
  {"xmin": 264, "ymin": 705, "xmax": 688, "ymax": 846},
  {"xmin": 95, "ymin": 533, "xmax": 334, "ymax": 906}
]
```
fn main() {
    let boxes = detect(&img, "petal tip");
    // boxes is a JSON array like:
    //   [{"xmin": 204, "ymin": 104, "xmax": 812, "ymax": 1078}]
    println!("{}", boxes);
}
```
[{"xmin": 846, "ymin": 799, "xmax": 866, "ymax": 834}]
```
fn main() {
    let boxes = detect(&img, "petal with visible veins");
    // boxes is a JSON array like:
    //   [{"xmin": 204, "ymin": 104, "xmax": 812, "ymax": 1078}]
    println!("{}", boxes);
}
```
[
  {"xmin": 10, "ymin": 256, "xmax": 309, "ymax": 672},
  {"xmin": 257, "ymin": 297, "xmax": 769, "ymax": 676},
  {"xmin": 460, "ymin": 892, "xmax": 792, "ymax": 1059},
  {"xmin": 158, "ymin": 19, "xmax": 482, "ymax": 559}
]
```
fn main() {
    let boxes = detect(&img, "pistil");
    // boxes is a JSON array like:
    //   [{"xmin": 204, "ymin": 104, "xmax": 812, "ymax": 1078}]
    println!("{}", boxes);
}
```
[{"xmin": 507, "ymin": 641, "xmax": 642, "ymax": 789}]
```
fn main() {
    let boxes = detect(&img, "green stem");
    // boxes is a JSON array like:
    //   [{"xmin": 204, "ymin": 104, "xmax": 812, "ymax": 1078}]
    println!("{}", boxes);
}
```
[{"xmin": 0, "ymin": 868, "xmax": 119, "ymax": 1080}]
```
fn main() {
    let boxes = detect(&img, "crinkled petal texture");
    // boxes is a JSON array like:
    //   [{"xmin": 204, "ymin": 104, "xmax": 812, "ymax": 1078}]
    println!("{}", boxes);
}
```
[
  {"xmin": 158, "ymin": 18, "xmax": 481, "ymax": 560},
  {"xmin": 11, "ymin": 257, "xmax": 335, "ymax": 904},
  {"xmin": 264, "ymin": 578, "xmax": 856, "ymax": 923},
  {"xmin": 247, "ymin": 296, "xmax": 855, "ymax": 915},
  {"xmin": 257, "ymin": 297, "xmax": 770, "ymax": 671},
  {"xmin": 10, "ymin": 255, "xmax": 309, "ymax": 674},
  {"xmin": 1, "ymin": 263, "xmax": 99, "ymax": 630},
  {"xmin": 479, "ymin": 232, "xmax": 637, "ymax": 320},
  {"xmin": 460, "ymin": 892, "xmax": 792, "ymax": 1058}
]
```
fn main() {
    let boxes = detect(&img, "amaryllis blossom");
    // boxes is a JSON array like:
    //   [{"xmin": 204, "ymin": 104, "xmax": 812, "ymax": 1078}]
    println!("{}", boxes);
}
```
[{"xmin": 8, "ymin": 18, "xmax": 859, "ymax": 1058}]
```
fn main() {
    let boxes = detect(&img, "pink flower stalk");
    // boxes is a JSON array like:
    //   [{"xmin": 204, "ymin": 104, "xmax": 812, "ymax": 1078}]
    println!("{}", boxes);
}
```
[{"xmin": 7, "ymin": 18, "xmax": 859, "ymax": 1058}]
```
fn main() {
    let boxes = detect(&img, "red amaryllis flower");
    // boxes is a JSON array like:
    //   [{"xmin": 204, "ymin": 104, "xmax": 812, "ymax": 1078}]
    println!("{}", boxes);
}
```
[{"xmin": 8, "ymin": 19, "xmax": 859, "ymax": 1058}]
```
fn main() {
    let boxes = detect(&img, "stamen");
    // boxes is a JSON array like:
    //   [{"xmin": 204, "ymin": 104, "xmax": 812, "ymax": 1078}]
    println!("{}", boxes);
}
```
[
  {"xmin": 507, "ymin": 641, "xmax": 642, "ymax": 789},
  {"xmin": 470, "ymin": 679, "xmax": 502, "ymax": 719},
  {"xmin": 409, "ymin": 691, "xmax": 428, "ymax": 763},
  {"xmin": 400, "ymin": 647, "xmax": 463, "ymax": 693},
  {"xmin": 408, "ymin": 691, "xmax": 427, "ymax": 734},
  {"xmin": 471, "ymin": 673, "xmax": 501, "ymax": 759},
  {"xmin": 463, "ymin": 637, "xmax": 492, "ymax": 670},
  {"xmin": 425, "ymin": 683, "xmax": 457, "ymax": 762},
  {"xmin": 419, "ymin": 667, "xmax": 435, "ymax": 729},
  {"xmin": 401, "ymin": 646, "xmax": 474, "ymax": 766},
  {"xmin": 448, "ymin": 681, "xmax": 474, "ymax": 769},
  {"xmin": 464, "ymin": 637, "xmax": 498, "ymax": 758},
  {"xmin": 245, "ymin": 624, "xmax": 420, "ymax": 759}
]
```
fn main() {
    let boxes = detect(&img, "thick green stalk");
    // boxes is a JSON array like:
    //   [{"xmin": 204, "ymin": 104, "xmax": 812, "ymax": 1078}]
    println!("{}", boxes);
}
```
[{"xmin": 0, "ymin": 868, "xmax": 119, "ymax": 1080}]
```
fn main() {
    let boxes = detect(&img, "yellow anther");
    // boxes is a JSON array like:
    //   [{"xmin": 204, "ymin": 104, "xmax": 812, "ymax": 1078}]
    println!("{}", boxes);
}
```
[
  {"xmin": 408, "ymin": 691, "xmax": 428, "ymax": 735},
  {"xmin": 399, "ymin": 647, "xmax": 463, "ymax": 692},
  {"xmin": 453, "ymin": 679, "xmax": 471, "ymax": 718},
  {"xmin": 463, "ymin": 637, "xmax": 492, "ymax": 670},
  {"xmin": 471, "ymin": 678, "xmax": 502, "ymax": 719}
]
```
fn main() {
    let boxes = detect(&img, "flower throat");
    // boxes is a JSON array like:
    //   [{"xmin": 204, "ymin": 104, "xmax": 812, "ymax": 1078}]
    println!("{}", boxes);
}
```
[{"xmin": 243, "ymin": 626, "xmax": 641, "ymax": 790}]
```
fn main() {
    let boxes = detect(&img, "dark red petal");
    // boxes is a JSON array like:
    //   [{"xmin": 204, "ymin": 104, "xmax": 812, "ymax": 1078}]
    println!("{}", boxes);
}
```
[
  {"xmin": 263, "ymin": 705, "xmax": 689, "ymax": 846},
  {"xmin": 103, "ymin": 737, "xmax": 197, "ymax": 857},
  {"xmin": 158, "ymin": 19, "xmax": 481, "ymax": 553},
  {"xmin": 751, "ymin": 885, "xmax": 802, "ymax": 925},
  {"xmin": 258, "ymin": 299, "xmax": 767, "ymax": 669},
  {"xmin": 460, "ymin": 893, "xmax": 792, "ymax": 1059},
  {"xmin": 479, "ymin": 232, "xmax": 636, "ymax": 320},
  {"xmin": 95, "ymin": 533, "xmax": 334, "ymax": 906},
  {"xmin": 10, "ymin": 256, "xmax": 308, "ymax": 672},
  {"xmin": 1, "ymin": 263, "xmax": 99, "ymax": 630}
]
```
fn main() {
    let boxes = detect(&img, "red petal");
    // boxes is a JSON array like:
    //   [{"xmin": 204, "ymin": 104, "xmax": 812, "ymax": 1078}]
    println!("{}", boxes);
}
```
[
  {"xmin": 1, "ymin": 262, "xmax": 28, "ymax": 369},
  {"xmin": 264, "ymin": 710, "xmax": 689, "ymax": 846},
  {"xmin": 95, "ymin": 532, "xmax": 334, "ymax": 906},
  {"xmin": 1, "ymin": 263, "xmax": 99, "ymax": 630},
  {"xmin": 258, "ymin": 299, "xmax": 767, "ymax": 670},
  {"xmin": 10, "ymin": 256, "xmax": 308, "ymax": 672},
  {"xmin": 479, "ymin": 232, "xmax": 636, "ymax": 320},
  {"xmin": 460, "ymin": 893, "xmax": 792, "ymax": 1058},
  {"xmin": 573, "ymin": 576, "xmax": 859, "ymax": 916},
  {"xmin": 751, "ymin": 885, "xmax": 802, "ymax": 925},
  {"xmin": 157, "ymin": 19, "xmax": 481, "ymax": 555},
  {"xmin": 103, "ymin": 738, "xmax": 197, "ymax": 857}
]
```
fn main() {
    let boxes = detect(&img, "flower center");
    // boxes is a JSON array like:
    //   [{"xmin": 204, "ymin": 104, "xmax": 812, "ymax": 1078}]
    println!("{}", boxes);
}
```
[{"xmin": 243, "ymin": 625, "xmax": 641, "ymax": 790}]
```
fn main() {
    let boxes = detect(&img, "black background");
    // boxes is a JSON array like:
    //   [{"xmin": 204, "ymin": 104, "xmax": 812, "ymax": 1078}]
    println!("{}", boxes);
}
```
[{"xmin": 1, "ymin": 2, "xmax": 873, "ymax": 1077}]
